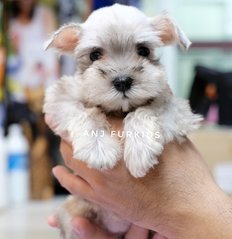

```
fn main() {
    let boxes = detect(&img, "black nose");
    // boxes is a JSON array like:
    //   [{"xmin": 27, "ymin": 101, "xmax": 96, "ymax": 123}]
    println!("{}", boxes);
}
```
[{"xmin": 113, "ymin": 76, "xmax": 133, "ymax": 92}]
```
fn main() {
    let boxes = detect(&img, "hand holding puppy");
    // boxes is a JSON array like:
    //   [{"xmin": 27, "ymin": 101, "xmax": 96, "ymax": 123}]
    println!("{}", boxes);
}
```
[
  {"xmin": 53, "ymin": 137, "xmax": 232, "ymax": 239},
  {"xmin": 48, "ymin": 113, "xmax": 232, "ymax": 239},
  {"xmin": 48, "ymin": 215, "xmax": 154, "ymax": 239}
]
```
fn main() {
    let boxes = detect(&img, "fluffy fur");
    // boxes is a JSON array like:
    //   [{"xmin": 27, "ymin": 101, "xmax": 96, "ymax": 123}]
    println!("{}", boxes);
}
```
[{"xmin": 43, "ymin": 4, "xmax": 202, "ymax": 239}]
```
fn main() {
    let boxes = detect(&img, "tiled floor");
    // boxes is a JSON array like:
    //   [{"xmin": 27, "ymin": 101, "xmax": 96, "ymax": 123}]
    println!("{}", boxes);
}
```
[{"xmin": 0, "ymin": 198, "xmax": 62, "ymax": 239}]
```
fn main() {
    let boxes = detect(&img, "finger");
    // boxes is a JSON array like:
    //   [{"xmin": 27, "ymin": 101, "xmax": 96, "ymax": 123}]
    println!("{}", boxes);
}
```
[
  {"xmin": 152, "ymin": 233, "xmax": 168, "ymax": 239},
  {"xmin": 125, "ymin": 224, "xmax": 149, "ymax": 239},
  {"xmin": 47, "ymin": 215, "xmax": 59, "ymax": 228},
  {"xmin": 72, "ymin": 217, "xmax": 116, "ymax": 239},
  {"xmin": 60, "ymin": 140, "xmax": 74, "ymax": 167},
  {"xmin": 60, "ymin": 141, "xmax": 105, "ymax": 184},
  {"xmin": 60, "ymin": 141, "xmax": 92, "ymax": 174},
  {"xmin": 60, "ymin": 140, "xmax": 72, "ymax": 156},
  {"xmin": 52, "ymin": 166, "xmax": 93, "ymax": 198},
  {"xmin": 44, "ymin": 115, "xmax": 51, "ymax": 127},
  {"xmin": 44, "ymin": 114, "xmax": 58, "ymax": 131}
]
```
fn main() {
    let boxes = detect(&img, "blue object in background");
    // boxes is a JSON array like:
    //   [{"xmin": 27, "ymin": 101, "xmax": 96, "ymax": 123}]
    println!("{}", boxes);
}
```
[
  {"xmin": 93, "ymin": 0, "xmax": 141, "ymax": 10},
  {"xmin": 8, "ymin": 153, "xmax": 28, "ymax": 171},
  {"xmin": 93, "ymin": 0, "xmax": 116, "ymax": 10},
  {"xmin": 117, "ymin": 0, "xmax": 141, "ymax": 8}
]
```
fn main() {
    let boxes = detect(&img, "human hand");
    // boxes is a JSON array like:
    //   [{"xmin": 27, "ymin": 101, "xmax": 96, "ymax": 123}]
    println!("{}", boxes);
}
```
[
  {"xmin": 47, "ymin": 215, "xmax": 162, "ymax": 239},
  {"xmin": 50, "ymin": 117, "xmax": 232, "ymax": 239}
]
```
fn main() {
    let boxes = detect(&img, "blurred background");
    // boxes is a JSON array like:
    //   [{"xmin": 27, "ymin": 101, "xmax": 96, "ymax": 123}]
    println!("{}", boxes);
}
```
[{"xmin": 0, "ymin": 0, "xmax": 232, "ymax": 238}]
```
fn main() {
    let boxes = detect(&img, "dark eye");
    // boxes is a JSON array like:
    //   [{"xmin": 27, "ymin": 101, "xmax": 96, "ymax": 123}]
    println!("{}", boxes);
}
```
[
  {"xmin": 137, "ymin": 46, "xmax": 150, "ymax": 57},
  {"xmin": 90, "ymin": 50, "xmax": 102, "ymax": 61}
]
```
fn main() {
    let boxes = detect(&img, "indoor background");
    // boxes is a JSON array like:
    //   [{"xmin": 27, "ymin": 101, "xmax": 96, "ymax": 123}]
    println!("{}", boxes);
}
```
[{"xmin": 0, "ymin": 0, "xmax": 232, "ymax": 239}]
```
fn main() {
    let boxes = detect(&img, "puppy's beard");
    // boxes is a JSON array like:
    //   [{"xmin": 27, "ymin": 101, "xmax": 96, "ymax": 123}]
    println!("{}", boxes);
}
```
[
  {"xmin": 81, "ymin": 64, "xmax": 166, "ymax": 113},
  {"xmin": 84, "ymin": 89, "xmax": 154, "ymax": 114},
  {"xmin": 82, "ymin": 83, "xmax": 161, "ymax": 113}
]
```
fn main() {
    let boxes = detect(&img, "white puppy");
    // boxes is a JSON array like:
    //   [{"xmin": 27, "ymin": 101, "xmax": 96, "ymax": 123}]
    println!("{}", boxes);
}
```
[{"xmin": 43, "ymin": 4, "xmax": 202, "ymax": 239}]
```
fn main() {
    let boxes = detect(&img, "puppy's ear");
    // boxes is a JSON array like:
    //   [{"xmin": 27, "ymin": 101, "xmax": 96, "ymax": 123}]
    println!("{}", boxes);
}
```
[
  {"xmin": 44, "ymin": 23, "xmax": 80, "ymax": 53},
  {"xmin": 151, "ymin": 13, "xmax": 191, "ymax": 50}
]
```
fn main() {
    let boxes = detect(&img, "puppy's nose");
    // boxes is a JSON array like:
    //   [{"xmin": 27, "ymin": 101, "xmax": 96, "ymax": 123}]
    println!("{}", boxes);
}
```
[{"xmin": 113, "ymin": 76, "xmax": 133, "ymax": 92}]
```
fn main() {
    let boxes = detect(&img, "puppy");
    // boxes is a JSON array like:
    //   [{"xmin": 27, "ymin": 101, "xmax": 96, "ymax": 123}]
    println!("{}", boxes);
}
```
[{"xmin": 43, "ymin": 4, "xmax": 202, "ymax": 239}]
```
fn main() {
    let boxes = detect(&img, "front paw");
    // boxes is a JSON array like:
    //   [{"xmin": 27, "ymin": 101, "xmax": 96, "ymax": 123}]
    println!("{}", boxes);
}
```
[
  {"xmin": 72, "ymin": 133, "xmax": 122, "ymax": 170},
  {"xmin": 124, "ymin": 136, "xmax": 163, "ymax": 178}
]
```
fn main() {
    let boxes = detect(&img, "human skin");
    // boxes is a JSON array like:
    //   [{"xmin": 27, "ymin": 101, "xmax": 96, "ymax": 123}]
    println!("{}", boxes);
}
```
[
  {"xmin": 49, "ymin": 117, "xmax": 232, "ymax": 239},
  {"xmin": 48, "ymin": 215, "xmax": 153, "ymax": 239}
]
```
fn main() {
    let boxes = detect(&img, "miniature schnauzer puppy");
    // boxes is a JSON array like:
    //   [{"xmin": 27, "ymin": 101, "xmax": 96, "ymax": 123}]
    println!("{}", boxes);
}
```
[{"xmin": 43, "ymin": 4, "xmax": 202, "ymax": 239}]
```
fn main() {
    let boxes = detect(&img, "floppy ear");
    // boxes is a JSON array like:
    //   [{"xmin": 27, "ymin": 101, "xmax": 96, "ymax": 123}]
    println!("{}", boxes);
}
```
[
  {"xmin": 151, "ymin": 13, "xmax": 191, "ymax": 50},
  {"xmin": 44, "ymin": 23, "xmax": 80, "ymax": 53}
]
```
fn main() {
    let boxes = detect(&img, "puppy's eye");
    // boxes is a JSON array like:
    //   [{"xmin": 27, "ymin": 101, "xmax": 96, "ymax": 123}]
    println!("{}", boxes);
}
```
[
  {"xmin": 90, "ymin": 51, "xmax": 102, "ymax": 61},
  {"xmin": 137, "ymin": 46, "xmax": 150, "ymax": 57}
]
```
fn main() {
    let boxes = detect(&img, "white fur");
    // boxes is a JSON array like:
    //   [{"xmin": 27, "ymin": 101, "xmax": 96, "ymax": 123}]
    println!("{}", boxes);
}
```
[
  {"xmin": 43, "ymin": 4, "xmax": 202, "ymax": 239},
  {"xmin": 124, "ymin": 107, "xmax": 163, "ymax": 177}
]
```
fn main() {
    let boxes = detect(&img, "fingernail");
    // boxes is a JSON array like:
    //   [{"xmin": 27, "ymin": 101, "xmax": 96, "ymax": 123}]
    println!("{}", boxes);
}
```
[{"xmin": 52, "ymin": 167, "xmax": 59, "ymax": 177}]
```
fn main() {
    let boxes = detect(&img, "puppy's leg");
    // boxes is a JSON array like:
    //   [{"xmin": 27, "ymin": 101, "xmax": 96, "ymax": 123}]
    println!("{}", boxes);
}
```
[
  {"xmin": 55, "ymin": 196, "xmax": 130, "ymax": 239},
  {"xmin": 43, "ymin": 76, "xmax": 121, "ymax": 169},
  {"xmin": 123, "ymin": 108, "xmax": 164, "ymax": 178},
  {"xmin": 55, "ymin": 196, "xmax": 100, "ymax": 239},
  {"xmin": 71, "ymin": 107, "xmax": 122, "ymax": 170}
]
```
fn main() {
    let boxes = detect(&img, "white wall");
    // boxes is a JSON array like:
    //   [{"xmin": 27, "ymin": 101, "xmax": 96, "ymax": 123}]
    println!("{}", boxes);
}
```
[{"xmin": 141, "ymin": 0, "xmax": 232, "ymax": 97}]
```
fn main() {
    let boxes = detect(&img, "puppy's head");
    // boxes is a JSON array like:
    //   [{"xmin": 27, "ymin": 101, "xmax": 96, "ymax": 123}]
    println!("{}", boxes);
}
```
[{"xmin": 45, "ymin": 4, "xmax": 190, "ymax": 113}]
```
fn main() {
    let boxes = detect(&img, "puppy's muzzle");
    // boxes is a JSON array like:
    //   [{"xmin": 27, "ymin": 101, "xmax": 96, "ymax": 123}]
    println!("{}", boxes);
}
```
[{"xmin": 113, "ymin": 76, "xmax": 133, "ymax": 92}]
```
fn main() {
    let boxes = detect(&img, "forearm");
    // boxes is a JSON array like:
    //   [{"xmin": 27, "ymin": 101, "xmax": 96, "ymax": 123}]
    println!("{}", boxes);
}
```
[
  {"xmin": 159, "ymin": 187, "xmax": 232, "ymax": 239},
  {"xmin": 194, "ymin": 191, "xmax": 232, "ymax": 239}
]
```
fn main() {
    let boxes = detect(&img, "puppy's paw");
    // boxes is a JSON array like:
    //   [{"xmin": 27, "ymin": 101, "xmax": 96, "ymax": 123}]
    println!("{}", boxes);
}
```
[
  {"xmin": 123, "ymin": 109, "xmax": 164, "ymax": 177},
  {"xmin": 124, "ymin": 136, "xmax": 163, "ymax": 177},
  {"xmin": 56, "ymin": 195, "xmax": 129, "ymax": 239},
  {"xmin": 60, "ymin": 223, "xmax": 78, "ymax": 239},
  {"xmin": 73, "ymin": 133, "xmax": 121, "ymax": 169},
  {"xmin": 55, "ymin": 196, "xmax": 98, "ymax": 239}
]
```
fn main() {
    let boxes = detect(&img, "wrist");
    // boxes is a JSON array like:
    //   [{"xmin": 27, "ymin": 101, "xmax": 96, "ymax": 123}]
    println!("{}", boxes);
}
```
[
  {"xmin": 172, "ymin": 186, "xmax": 232, "ymax": 239},
  {"xmin": 145, "ymin": 183, "xmax": 232, "ymax": 239}
]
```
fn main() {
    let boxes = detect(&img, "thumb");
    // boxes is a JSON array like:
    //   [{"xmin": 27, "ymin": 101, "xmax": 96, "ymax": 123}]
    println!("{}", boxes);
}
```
[
  {"xmin": 125, "ymin": 224, "xmax": 148, "ymax": 239},
  {"xmin": 153, "ymin": 233, "xmax": 168, "ymax": 239},
  {"xmin": 72, "ymin": 217, "xmax": 116, "ymax": 239}
]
